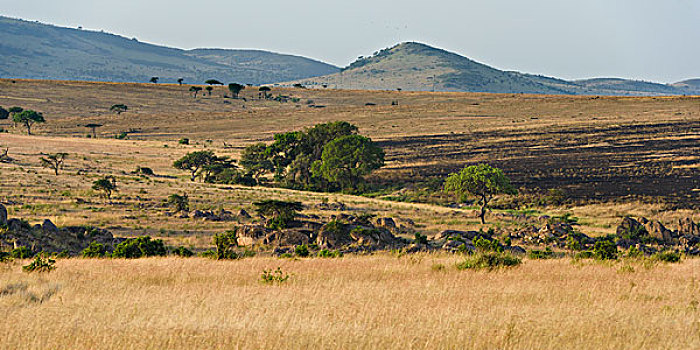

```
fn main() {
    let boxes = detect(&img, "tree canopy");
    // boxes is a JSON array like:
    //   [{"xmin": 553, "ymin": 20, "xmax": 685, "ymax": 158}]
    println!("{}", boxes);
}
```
[
  {"xmin": 189, "ymin": 86, "xmax": 203, "ymax": 98},
  {"xmin": 13, "ymin": 110, "xmax": 45, "ymax": 135},
  {"xmin": 92, "ymin": 176, "xmax": 117, "ymax": 200},
  {"xmin": 312, "ymin": 135, "xmax": 385, "ymax": 191},
  {"xmin": 253, "ymin": 200, "xmax": 303, "ymax": 230},
  {"xmin": 0, "ymin": 106, "xmax": 8, "ymax": 120},
  {"xmin": 149, "ymin": 77, "xmax": 159, "ymax": 83},
  {"xmin": 228, "ymin": 83, "xmax": 245, "ymax": 98},
  {"xmin": 40, "ymin": 153, "xmax": 68, "ymax": 176},
  {"xmin": 444, "ymin": 164, "xmax": 516, "ymax": 224},
  {"xmin": 205, "ymin": 79, "xmax": 223, "ymax": 85}
]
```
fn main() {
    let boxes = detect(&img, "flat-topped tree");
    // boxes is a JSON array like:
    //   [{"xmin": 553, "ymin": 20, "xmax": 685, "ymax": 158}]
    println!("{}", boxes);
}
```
[
  {"xmin": 110, "ymin": 104, "xmax": 128, "ymax": 114},
  {"xmin": 205, "ymin": 79, "xmax": 223, "ymax": 85},
  {"xmin": 13, "ymin": 110, "xmax": 45, "ymax": 135},
  {"xmin": 444, "ymin": 164, "xmax": 517, "ymax": 224},
  {"xmin": 189, "ymin": 86, "xmax": 203, "ymax": 98},
  {"xmin": 177, "ymin": 78, "xmax": 184, "ymax": 85},
  {"xmin": 92, "ymin": 176, "xmax": 117, "ymax": 201},
  {"xmin": 149, "ymin": 77, "xmax": 159, "ymax": 83},
  {"xmin": 205, "ymin": 86, "xmax": 213, "ymax": 96},
  {"xmin": 253, "ymin": 200, "xmax": 303, "ymax": 230},
  {"xmin": 228, "ymin": 83, "xmax": 244, "ymax": 99},
  {"xmin": 258, "ymin": 86, "xmax": 271, "ymax": 99},
  {"xmin": 84, "ymin": 123, "xmax": 103, "ymax": 138},
  {"xmin": 40, "ymin": 153, "xmax": 68, "ymax": 175},
  {"xmin": 173, "ymin": 150, "xmax": 217, "ymax": 181}
]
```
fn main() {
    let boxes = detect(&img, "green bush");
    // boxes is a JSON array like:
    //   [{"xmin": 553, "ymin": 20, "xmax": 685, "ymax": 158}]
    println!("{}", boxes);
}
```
[
  {"xmin": 414, "ymin": 233, "xmax": 428, "ymax": 245},
  {"xmin": 213, "ymin": 231, "xmax": 239, "ymax": 260},
  {"xmin": 199, "ymin": 249, "xmax": 217, "ymax": 259},
  {"xmin": 317, "ymin": 249, "xmax": 343, "ymax": 258},
  {"xmin": 172, "ymin": 246, "xmax": 194, "ymax": 257},
  {"xmin": 81, "ymin": 242, "xmax": 107, "ymax": 258},
  {"xmin": 456, "ymin": 252, "xmax": 522, "ymax": 270},
  {"xmin": 260, "ymin": 267, "xmax": 290, "ymax": 284},
  {"xmin": 115, "ymin": 132, "xmax": 128, "ymax": 140},
  {"xmin": 178, "ymin": 138, "xmax": 190, "ymax": 145},
  {"xmin": 593, "ymin": 239, "xmax": 618, "ymax": 260},
  {"xmin": 11, "ymin": 246, "xmax": 33, "ymax": 259},
  {"xmin": 652, "ymin": 251, "xmax": 681, "ymax": 263},
  {"xmin": 528, "ymin": 247, "xmax": 556, "ymax": 260},
  {"xmin": 22, "ymin": 254, "xmax": 56, "ymax": 273},
  {"xmin": 294, "ymin": 244, "xmax": 310, "ymax": 257},
  {"xmin": 473, "ymin": 237, "xmax": 503, "ymax": 253},
  {"xmin": 112, "ymin": 236, "xmax": 167, "ymax": 258}
]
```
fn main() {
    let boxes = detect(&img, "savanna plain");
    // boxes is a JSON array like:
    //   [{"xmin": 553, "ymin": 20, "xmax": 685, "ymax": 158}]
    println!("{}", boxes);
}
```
[{"xmin": 0, "ymin": 79, "xmax": 699, "ymax": 349}]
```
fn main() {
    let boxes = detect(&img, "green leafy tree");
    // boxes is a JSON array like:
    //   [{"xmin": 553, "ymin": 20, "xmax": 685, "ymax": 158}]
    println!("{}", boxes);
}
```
[
  {"xmin": 92, "ymin": 176, "xmax": 117, "ymax": 200},
  {"xmin": 189, "ymin": 86, "xmax": 203, "ymax": 98},
  {"xmin": 312, "ymin": 135, "xmax": 384, "ymax": 191},
  {"xmin": 40, "ymin": 152, "xmax": 68, "ymax": 175},
  {"xmin": 240, "ymin": 143, "xmax": 274, "ymax": 182},
  {"xmin": 205, "ymin": 79, "xmax": 223, "ymax": 85},
  {"xmin": 301, "ymin": 121, "xmax": 358, "ymax": 160},
  {"xmin": 112, "ymin": 236, "xmax": 167, "ymax": 258},
  {"xmin": 444, "ymin": 164, "xmax": 516, "ymax": 224},
  {"xmin": 213, "ymin": 231, "xmax": 238, "ymax": 259},
  {"xmin": 253, "ymin": 200, "xmax": 303, "ymax": 230},
  {"xmin": 0, "ymin": 106, "xmax": 8, "ymax": 120},
  {"xmin": 228, "ymin": 83, "xmax": 245, "ymax": 98},
  {"xmin": 8, "ymin": 106, "xmax": 23, "ymax": 116},
  {"xmin": 173, "ymin": 151, "xmax": 217, "ymax": 181},
  {"xmin": 13, "ymin": 110, "xmax": 45, "ymax": 135},
  {"xmin": 110, "ymin": 104, "xmax": 128, "ymax": 114}
]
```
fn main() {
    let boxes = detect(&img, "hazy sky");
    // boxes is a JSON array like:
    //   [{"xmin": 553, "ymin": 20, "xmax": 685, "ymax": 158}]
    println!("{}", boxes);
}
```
[{"xmin": 1, "ymin": 0, "xmax": 698, "ymax": 82}]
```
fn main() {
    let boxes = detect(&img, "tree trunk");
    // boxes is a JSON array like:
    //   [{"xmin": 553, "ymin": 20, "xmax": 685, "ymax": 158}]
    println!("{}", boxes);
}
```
[
  {"xmin": 26, "ymin": 122, "xmax": 31, "ymax": 135},
  {"xmin": 479, "ymin": 194, "xmax": 488, "ymax": 224}
]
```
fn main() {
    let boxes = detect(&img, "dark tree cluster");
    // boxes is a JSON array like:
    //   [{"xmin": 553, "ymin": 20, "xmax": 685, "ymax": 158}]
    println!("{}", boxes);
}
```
[{"xmin": 239, "ymin": 121, "xmax": 385, "ymax": 192}]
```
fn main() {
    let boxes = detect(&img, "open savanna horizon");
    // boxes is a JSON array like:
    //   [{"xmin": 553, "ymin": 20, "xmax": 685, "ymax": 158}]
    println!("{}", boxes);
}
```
[{"xmin": 2, "ymin": 255, "xmax": 700, "ymax": 349}]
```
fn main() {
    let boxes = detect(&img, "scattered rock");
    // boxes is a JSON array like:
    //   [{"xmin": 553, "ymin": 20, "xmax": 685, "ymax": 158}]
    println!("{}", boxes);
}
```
[
  {"xmin": 235, "ymin": 225, "xmax": 270, "ymax": 246},
  {"xmin": 236, "ymin": 209, "xmax": 251, "ymax": 219},
  {"xmin": 42, "ymin": 219, "xmax": 59, "ymax": 234},
  {"xmin": 616, "ymin": 217, "xmax": 647, "ymax": 237},
  {"xmin": 639, "ymin": 218, "xmax": 675, "ymax": 242},
  {"xmin": 678, "ymin": 218, "xmax": 700, "ymax": 236}
]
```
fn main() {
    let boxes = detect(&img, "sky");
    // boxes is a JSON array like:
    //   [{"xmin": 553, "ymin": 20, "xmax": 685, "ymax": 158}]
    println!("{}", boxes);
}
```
[{"xmin": 1, "ymin": 0, "xmax": 698, "ymax": 83}]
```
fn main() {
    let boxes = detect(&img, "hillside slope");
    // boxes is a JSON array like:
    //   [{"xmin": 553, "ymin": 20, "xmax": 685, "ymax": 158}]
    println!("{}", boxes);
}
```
[
  {"xmin": 0, "ymin": 17, "xmax": 339, "ymax": 84},
  {"xmin": 291, "ymin": 42, "xmax": 697, "ymax": 96}
]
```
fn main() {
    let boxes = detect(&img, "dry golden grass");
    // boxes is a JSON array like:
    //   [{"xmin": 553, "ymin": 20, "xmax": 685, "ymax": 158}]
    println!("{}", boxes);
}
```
[{"xmin": 1, "ymin": 256, "xmax": 700, "ymax": 349}]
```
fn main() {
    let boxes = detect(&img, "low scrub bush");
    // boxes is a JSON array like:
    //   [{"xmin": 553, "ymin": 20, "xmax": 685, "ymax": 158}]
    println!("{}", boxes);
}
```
[
  {"xmin": 473, "ymin": 237, "xmax": 503, "ymax": 253},
  {"xmin": 213, "ymin": 231, "xmax": 239, "ymax": 260},
  {"xmin": 414, "ymin": 233, "xmax": 428, "ymax": 245},
  {"xmin": 456, "ymin": 252, "xmax": 521, "ymax": 270},
  {"xmin": 172, "ymin": 246, "xmax": 194, "ymax": 257},
  {"xmin": 317, "ymin": 249, "xmax": 343, "ymax": 258},
  {"xmin": 528, "ymin": 247, "xmax": 556, "ymax": 260},
  {"xmin": 11, "ymin": 246, "xmax": 33, "ymax": 259},
  {"xmin": 593, "ymin": 239, "xmax": 618, "ymax": 260},
  {"xmin": 260, "ymin": 267, "xmax": 290, "ymax": 284},
  {"xmin": 112, "ymin": 236, "xmax": 167, "ymax": 258},
  {"xmin": 652, "ymin": 251, "xmax": 681, "ymax": 263},
  {"xmin": 22, "ymin": 254, "xmax": 56, "ymax": 273},
  {"xmin": 81, "ymin": 242, "xmax": 107, "ymax": 258},
  {"xmin": 294, "ymin": 244, "xmax": 310, "ymax": 257}
]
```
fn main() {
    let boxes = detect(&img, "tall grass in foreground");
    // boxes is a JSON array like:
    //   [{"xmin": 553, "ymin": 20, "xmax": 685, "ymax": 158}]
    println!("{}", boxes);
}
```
[{"xmin": 1, "ymin": 256, "xmax": 699, "ymax": 349}]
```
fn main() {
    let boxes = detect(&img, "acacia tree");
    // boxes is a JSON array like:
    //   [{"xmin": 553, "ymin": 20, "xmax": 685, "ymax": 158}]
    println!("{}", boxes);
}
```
[
  {"xmin": 205, "ymin": 86, "xmax": 213, "ymax": 96},
  {"xmin": 205, "ymin": 79, "xmax": 223, "ymax": 85},
  {"xmin": 40, "ymin": 153, "xmax": 68, "ymax": 175},
  {"xmin": 167, "ymin": 193, "xmax": 189, "ymax": 216},
  {"xmin": 177, "ymin": 78, "xmax": 184, "ymax": 85},
  {"xmin": 110, "ymin": 104, "xmax": 128, "ymax": 114},
  {"xmin": 258, "ymin": 86, "xmax": 271, "ymax": 99},
  {"xmin": 189, "ymin": 86, "xmax": 203, "ymax": 98},
  {"xmin": 444, "ymin": 164, "xmax": 516, "ymax": 224},
  {"xmin": 312, "ymin": 134, "xmax": 385, "ymax": 191},
  {"xmin": 84, "ymin": 123, "xmax": 103, "ymax": 138},
  {"xmin": 228, "ymin": 83, "xmax": 244, "ymax": 99},
  {"xmin": 173, "ymin": 151, "xmax": 217, "ymax": 181},
  {"xmin": 13, "ymin": 110, "xmax": 45, "ymax": 135},
  {"xmin": 149, "ymin": 77, "xmax": 159, "ymax": 83},
  {"xmin": 92, "ymin": 176, "xmax": 117, "ymax": 201}
]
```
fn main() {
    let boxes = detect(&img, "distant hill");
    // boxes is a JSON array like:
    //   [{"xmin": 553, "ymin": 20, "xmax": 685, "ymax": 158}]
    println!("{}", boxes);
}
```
[
  {"xmin": 671, "ymin": 79, "xmax": 700, "ymax": 94},
  {"xmin": 0, "ymin": 17, "xmax": 339, "ymax": 84},
  {"xmin": 290, "ymin": 42, "xmax": 698, "ymax": 96}
]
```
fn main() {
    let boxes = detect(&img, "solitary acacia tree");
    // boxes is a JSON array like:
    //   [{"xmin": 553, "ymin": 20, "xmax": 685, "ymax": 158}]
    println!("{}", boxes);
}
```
[
  {"xmin": 205, "ymin": 86, "xmax": 213, "ymax": 96},
  {"xmin": 84, "ymin": 123, "xmax": 103, "ymax": 138},
  {"xmin": 13, "ymin": 110, "xmax": 45, "ymax": 135},
  {"xmin": 189, "ymin": 86, "xmax": 203, "ymax": 98},
  {"xmin": 149, "ymin": 77, "xmax": 159, "ymax": 83},
  {"xmin": 228, "ymin": 83, "xmax": 244, "ymax": 99},
  {"xmin": 92, "ymin": 176, "xmax": 117, "ymax": 200},
  {"xmin": 205, "ymin": 79, "xmax": 223, "ymax": 85},
  {"xmin": 110, "ymin": 104, "xmax": 128, "ymax": 114},
  {"xmin": 444, "ymin": 164, "xmax": 516, "ymax": 224},
  {"xmin": 40, "ymin": 153, "xmax": 68, "ymax": 175},
  {"xmin": 177, "ymin": 78, "xmax": 184, "ymax": 85},
  {"xmin": 258, "ymin": 86, "xmax": 271, "ymax": 99},
  {"xmin": 253, "ymin": 200, "xmax": 303, "ymax": 230}
]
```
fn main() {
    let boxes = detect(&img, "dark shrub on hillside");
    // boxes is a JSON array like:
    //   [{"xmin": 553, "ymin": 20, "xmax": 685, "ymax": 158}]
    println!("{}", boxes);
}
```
[
  {"xmin": 112, "ymin": 236, "xmax": 167, "ymax": 258},
  {"xmin": 593, "ymin": 239, "xmax": 618, "ymax": 260},
  {"xmin": 82, "ymin": 242, "xmax": 107, "ymax": 258},
  {"xmin": 457, "ymin": 252, "xmax": 521, "ymax": 270},
  {"xmin": 172, "ymin": 246, "xmax": 194, "ymax": 257}
]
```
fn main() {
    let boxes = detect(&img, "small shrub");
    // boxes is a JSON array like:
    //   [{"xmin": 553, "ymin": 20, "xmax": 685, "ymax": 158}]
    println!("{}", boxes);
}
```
[
  {"xmin": 112, "ymin": 236, "xmax": 167, "ymax": 258},
  {"xmin": 414, "ymin": 233, "xmax": 428, "ymax": 245},
  {"xmin": 172, "ymin": 246, "xmax": 194, "ymax": 257},
  {"xmin": 294, "ymin": 244, "xmax": 310, "ymax": 257},
  {"xmin": 199, "ymin": 249, "xmax": 217, "ymax": 259},
  {"xmin": 626, "ymin": 246, "xmax": 643, "ymax": 258},
  {"xmin": 574, "ymin": 251, "xmax": 594, "ymax": 260},
  {"xmin": 11, "ymin": 246, "xmax": 33, "ymax": 259},
  {"xmin": 528, "ymin": 247, "xmax": 556, "ymax": 260},
  {"xmin": 473, "ymin": 237, "xmax": 503, "ymax": 253},
  {"xmin": 213, "ymin": 231, "xmax": 238, "ymax": 260},
  {"xmin": 178, "ymin": 138, "xmax": 190, "ymax": 145},
  {"xmin": 115, "ymin": 132, "xmax": 128, "ymax": 140},
  {"xmin": 593, "ymin": 239, "xmax": 618, "ymax": 260},
  {"xmin": 260, "ymin": 267, "xmax": 290, "ymax": 284},
  {"xmin": 0, "ymin": 251, "xmax": 11, "ymax": 262},
  {"xmin": 652, "ymin": 251, "xmax": 681, "ymax": 263},
  {"xmin": 431, "ymin": 263, "xmax": 446, "ymax": 272},
  {"xmin": 456, "ymin": 252, "xmax": 522, "ymax": 270},
  {"xmin": 81, "ymin": 242, "xmax": 107, "ymax": 258},
  {"xmin": 22, "ymin": 254, "xmax": 56, "ymax": 273},
  {"xmin": 317, "ymin": 249, "xmax": 343, "ymax": 258}
]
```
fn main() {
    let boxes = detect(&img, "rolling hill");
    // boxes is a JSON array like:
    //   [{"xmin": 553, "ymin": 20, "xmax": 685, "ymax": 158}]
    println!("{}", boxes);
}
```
[
  {"xmin": 290, "ymin": 42, "xmax": 698, "ymax": 96},
  {"xmin": 0, "ymin": 16, "xmax": 339, "ymax": 84}
]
